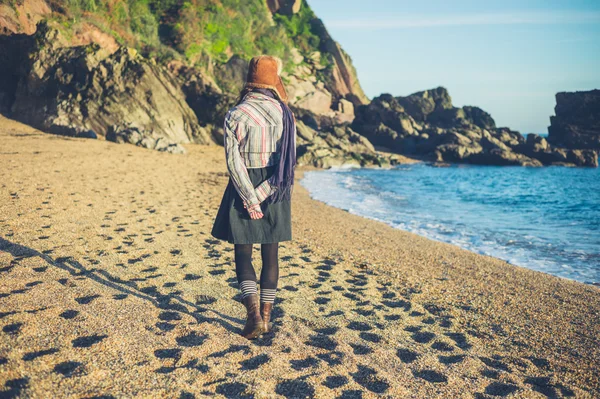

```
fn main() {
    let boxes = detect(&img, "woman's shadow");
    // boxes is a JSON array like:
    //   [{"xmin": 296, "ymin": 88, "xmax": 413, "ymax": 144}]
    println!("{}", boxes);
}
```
[{"xmin": 0, "ymin": 236, "xmax": 243, "ymax": 335}]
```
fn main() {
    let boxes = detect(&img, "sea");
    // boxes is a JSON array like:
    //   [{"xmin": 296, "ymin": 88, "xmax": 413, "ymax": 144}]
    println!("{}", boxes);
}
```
[{"xmin": 300, "ymin": 162, "xmax": 600, "ymax": 285}]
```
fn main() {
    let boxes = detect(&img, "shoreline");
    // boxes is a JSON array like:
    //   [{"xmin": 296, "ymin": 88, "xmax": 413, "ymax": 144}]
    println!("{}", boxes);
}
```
[
  {"xmin": 297, "ymin": 167, "xmax": 599, "ymax": 287},
  {"xmin": 1, "ymin": 116, "xmax": 599, "ymax": 397}
]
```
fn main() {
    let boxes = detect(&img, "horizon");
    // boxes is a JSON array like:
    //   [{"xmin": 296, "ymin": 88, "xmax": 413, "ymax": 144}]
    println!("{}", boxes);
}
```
[{"xmin": 308, "ymin": 0, "xmax": 600, "ymax": 134}]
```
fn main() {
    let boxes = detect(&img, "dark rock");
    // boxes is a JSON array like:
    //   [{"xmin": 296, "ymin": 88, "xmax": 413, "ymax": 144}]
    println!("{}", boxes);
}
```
[
  {"xmin": 214, "ymin": 55, "xmax": 249, "ymax": 94},
  {"xmin": 567, "ymin": 149, "xmax": 598, "ymax": 167},
  {"xmin": 0, "ymin": 32, "xmax": 34, "ymax": 114},
  {"xmin": 167, "ymin": 61, "xmax": 234, "ymax": 141},
  {"xmin": 295, "ymin": 120, "xmax": 399, "ymax": 168},
  {"xmin": 5, "ymin": 22, "xmax": 211, "ymax": 147},
  {"xmin": 396, "ymin": 86, "xmax": 453, "ymax": 123},
  {"xmin": 548, "ymin": 89, "xmax": 600, "ymax": 150},
  {"xmin": 468, "ymin": 148, "xmax": 543, "ymax": 167},
  {"xmin": 518, "ymin": 133, "xmax": 598, "ymax": 167},
  {"xmin": 267, "ymin": 0, "xmax": 302, "ymax": 15},
  {"xmin": 309, "ymin": 18, "xmax": 369, "ymax": 106},
  {"xmin": 463, "ymin": 106, "xmax": 496, "ymax": 130},
  {"xmin": 107, "ymin": 123, "xmax": 186, "ymax": 154},
  {"xmin": 352, "ymin": 88, "xmax": 597, "ymax": 167}
]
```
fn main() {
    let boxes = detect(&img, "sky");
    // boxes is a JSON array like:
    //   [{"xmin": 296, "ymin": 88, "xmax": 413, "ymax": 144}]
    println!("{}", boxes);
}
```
[{"xmin": 308, "ymin": 0, "xmax": 600, "ymax": 133}]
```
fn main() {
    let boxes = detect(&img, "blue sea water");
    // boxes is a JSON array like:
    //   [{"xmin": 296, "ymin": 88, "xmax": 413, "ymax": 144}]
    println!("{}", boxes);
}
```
[{"xmin": 300, "ymin": 164, "xmax": 600, "ymax": 285}]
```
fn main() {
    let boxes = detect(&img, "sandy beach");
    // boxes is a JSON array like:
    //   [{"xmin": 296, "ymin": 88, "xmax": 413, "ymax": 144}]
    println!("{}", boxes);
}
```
[{"xmin": 1, "ymin": 115, "xmax": 599, "ymax": 398}]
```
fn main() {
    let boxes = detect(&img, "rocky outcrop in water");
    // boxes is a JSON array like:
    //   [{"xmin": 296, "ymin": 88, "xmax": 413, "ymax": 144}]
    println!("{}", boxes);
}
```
[
  {"xmin": 351, "ymin": 87, "xmax": 598, "ymax": 167},
  {"xmin": 2, "ymin": 22, "xmax": 212, "ymax": 147},
  {"xmin": 548, "ymin": 89, "xmax": 600, "ymax": 151}
]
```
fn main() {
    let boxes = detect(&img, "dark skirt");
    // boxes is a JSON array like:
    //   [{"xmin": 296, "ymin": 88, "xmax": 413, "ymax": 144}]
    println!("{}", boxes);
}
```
[{"xmin": 211, "ymin": 165, "xmax": 292, "ymax": 244}]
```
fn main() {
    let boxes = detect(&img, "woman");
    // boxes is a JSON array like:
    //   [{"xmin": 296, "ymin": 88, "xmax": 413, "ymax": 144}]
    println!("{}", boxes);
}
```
[{"xmin": 211, "ymin": 55, "xmax": 297, "ymax": 340}]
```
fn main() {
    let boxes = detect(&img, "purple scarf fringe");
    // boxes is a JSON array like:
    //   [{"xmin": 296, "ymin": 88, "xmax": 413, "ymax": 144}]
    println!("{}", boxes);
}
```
[{"xmin": 250, "ymin": 88, "xmax": 296, "ymax": 203}]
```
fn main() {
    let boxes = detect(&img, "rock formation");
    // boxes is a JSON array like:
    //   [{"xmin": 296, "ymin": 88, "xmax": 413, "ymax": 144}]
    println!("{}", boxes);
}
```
[
  {"xmin": 309, "ymin": 18, "xmax": 369, "ymax": 107},
  {"xmin": 266, "ymin": 0, "xmax": 369, "ymax": 120},
  {"xmin": 106, "ymin": 123, "xmax": 186, "ymax": 154},
  {"xmin": 0, "ymin": 0, "xmax": 51, "ymax": 35},
  {"xmin": 548, "ymin": 89, "xmax": 600, "ymax": 151},
  {"xmin": 1, "ymin": 3, "xmax": 596, "ymax": 168},
  {"xmin": 266, "ymin": 0, "xmax": 302, "ymax": 15},
  {"xmin": 352, "ymin": 87, "xmax": 598, "ymax": 167},
  {"xmin": 295, "ymin": 121, "xmax": 402, "ymax": 168},
  {"xmin": 2, "ymin": 22, "xmax": 212, "ymax": 147}
]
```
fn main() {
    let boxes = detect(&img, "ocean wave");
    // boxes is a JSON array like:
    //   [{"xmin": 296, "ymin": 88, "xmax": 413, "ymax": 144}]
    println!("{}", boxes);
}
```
[{"xmin": 300, "ymin": 164, "xmax": 600, "ymax": 285}]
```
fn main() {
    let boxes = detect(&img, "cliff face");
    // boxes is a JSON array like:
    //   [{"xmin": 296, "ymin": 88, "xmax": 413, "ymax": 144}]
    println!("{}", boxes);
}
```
[
  {"xmin": 0, "ymin": 0, "xmax": 367, "ymax": 118},
  {"xmin": 4, "ymin": 23, "xmax": 210, "ymax": 150},
  {"xmin": 548, "ymin": 89, "xmax": 600, "ymax": 151},
  {"xmin": 1, "ymin": 1, "xmax": 597, "ymax": 167},
  {"xmin": 0, "ymin": 0, "xmax": 378, "ymax": 161}
]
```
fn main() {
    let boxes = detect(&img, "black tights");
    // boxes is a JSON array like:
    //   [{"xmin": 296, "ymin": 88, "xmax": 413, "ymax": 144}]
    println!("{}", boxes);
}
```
[{"xmin": 234, "ymin": 243, "xmax": 279, "ymax": 290}]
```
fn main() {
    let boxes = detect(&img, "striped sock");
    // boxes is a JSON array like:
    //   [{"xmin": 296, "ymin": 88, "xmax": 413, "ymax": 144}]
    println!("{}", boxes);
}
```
[
  {"xmin": 260, "ymin": 288, "xmax": 277, "ymax": 304},
  {"xmin": 239, "ymin": 280, "xmax": 258, "ymax": 299}
]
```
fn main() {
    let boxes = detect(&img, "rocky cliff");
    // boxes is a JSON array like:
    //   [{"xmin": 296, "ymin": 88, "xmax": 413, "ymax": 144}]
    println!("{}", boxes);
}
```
[
  {"xmin": 2, "ymin": 23, "xmax": 212, "ymax": 154},
  {"xmin": 0, "ymin": 0, "xmax": 378, "ymax": 162},
  {"xmin": 0, "ymin": 1, "xmax": 597, "ymax": 168},
  {"xmin": 0, "ymin": 0, "xmax": 366, "ymax": 118},
  {"xmin": 351, "ymin": 87, "xmax": 598, "ymax": 167},
  {"xmin": 548, "ymin": 89, "xmax": 600, "ymax": 151}
]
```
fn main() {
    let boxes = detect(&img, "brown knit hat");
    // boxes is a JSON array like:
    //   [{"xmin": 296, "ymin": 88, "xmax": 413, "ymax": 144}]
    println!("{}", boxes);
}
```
[{"xmin": 244, "ymin": 55, "xmax": 288, "ymax": 103}]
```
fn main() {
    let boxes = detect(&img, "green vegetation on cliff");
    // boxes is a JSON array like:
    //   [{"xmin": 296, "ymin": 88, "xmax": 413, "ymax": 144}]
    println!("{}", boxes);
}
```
[{"xmin": 52, "ymin": 0, "xmax": 325, "ymax": 73}]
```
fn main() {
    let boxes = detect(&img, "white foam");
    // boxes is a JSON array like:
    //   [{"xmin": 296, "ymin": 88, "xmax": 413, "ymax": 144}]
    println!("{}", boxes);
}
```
[{"xmin": 300, "ymin": 169, "xmax": 599, "ymax": 285}]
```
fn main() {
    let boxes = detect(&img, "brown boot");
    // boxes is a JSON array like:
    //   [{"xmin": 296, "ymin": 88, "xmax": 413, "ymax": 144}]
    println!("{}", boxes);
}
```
[
  {"xmin": 241, "ymin": 294, "xmax": 264, "ymax": 339},
  {"xmin": 260, "ymin": 302, "xmax": 273, "ymax": 334}
]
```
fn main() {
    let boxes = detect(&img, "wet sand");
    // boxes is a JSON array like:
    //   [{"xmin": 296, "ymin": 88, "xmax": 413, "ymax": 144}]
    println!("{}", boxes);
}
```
[{"xmin": 1, "ymin": 115, "xmax": 599, "ymax": 398}]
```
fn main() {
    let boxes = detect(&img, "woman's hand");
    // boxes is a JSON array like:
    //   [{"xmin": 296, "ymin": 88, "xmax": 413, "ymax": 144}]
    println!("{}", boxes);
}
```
[{"xmin": 244, "ymin": 203, "xmax": 264, "ymax": 219}]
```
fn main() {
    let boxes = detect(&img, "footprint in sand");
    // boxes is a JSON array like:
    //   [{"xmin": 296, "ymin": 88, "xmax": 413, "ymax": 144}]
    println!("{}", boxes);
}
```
[
  {"xmin": 275, "ymin": 379, "xmax": 314, "ymax": 399},
  {"xmin": 413, "ymin": 369, "xmax": 448, "ymax": 383},
  {"xmin": 322, "ymin": 375, "xmax": 348, "ymax": 389},
  {"xmin": 154, "ymin": 348, "xmax": 181, "ymax": 361},
  {"xmin": 316, "ymin": 351, "xmax": 344, "ymax": 366},
  {"xmin": 439, "ymin": 354, "xmax": 466, "ymax": 364},
  {"xmin": 22, "ymin": 348, "xmax": 59, "ymax": 361},
  {"xmin": 411, "ymin": 330, "xmax": 436, "ymax": 344},
  {"xmin": 208, "ymin": 344, "xmax": 250, "ymax": 359},
  {"xmin": 290, "ymin": 356, "xmax": 320, "ymax": 371},
  {"xmin": 483, "ymin": 382, "xmax": 519, "ymax": 396},
  {"xmin": 240, "ymin": 353, "xmax": 270, "ymax": 370},
  {"xmin": 360, "ymin": 332, "xmax": 382, "ymax": 343},
  {"xmin": 72, "ymin": 334, "xmax": 108, "ymax": 348},
  {"xmin": 306, "ymin": 334, "xmax": 338, "ymax": 351},
  {"xmin": 347, "ymin": 321, "xmax": 372, "ymax": 331},
  {"xmin": 176, "ymin": 332, "xmax": 207, "ymax": 347},
  {"xmin": 75, "ymin": 294, "xmax": 101, "ymax": 305},
  {"xmin": 431, "ymin": 340, "xmax": 454, "ymax": 352},
  {"xmin": 53, "ymin": 361, "xmax": 85, "ymax": 377},
  {"xmin": 351, "ymin": 364, "xmax": 390, "ymax": 394},
  {"xmin": 314, "ymin": 327, "xmax": 338, "ymax": 335},
  {"xmin": 397, "ymin": 348, "xmax": 419, "ymax": 363},
  {"xmin": 3, "ymin": 323, "xmax": 23, "ymax": 335},
  {"xmin": 479, "ymin": 356, "xmax": 511, "ymax": 372},
  {"xmin": 215, "ymin": 382, "xmax": 252, "ymax": 399},
  {"xmin": 445, "ymin": 332, "xmax": 472, "ymax": 350},
  {"xmin": 314, "ymin": 297, "xmax": 330, "ymax": 305}
]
